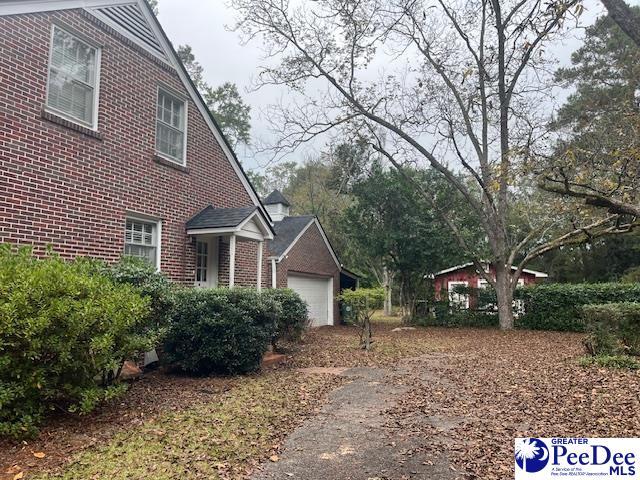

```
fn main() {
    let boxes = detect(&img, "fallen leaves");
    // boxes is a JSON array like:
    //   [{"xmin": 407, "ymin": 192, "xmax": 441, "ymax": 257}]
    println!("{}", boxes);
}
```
[
  {"xmin": 33, "ymin": 453, "xmax": 46, "ymax": 459},
  {"xmin": 386, "ymin": 328, "xmax": 640, "ymax": 480}
]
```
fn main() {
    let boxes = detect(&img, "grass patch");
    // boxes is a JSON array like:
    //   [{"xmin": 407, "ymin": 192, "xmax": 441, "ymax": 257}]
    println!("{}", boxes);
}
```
[
  {"xmin": 578, "ymin": 355, "xmax": 640, "ymax": 370},
  {"xmin": 35, "ymin": 371, "xmax": 342, "ymax": 480}
]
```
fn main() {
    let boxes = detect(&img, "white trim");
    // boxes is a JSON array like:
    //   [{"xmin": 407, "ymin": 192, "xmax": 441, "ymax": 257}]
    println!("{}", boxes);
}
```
[
  {"xmin": 433, "ymin": 262, "xmax": 548, "ymax": 278},
  {"xmin": 256, "ymin": 241, "xmax": 263, "ymax": 291},
  {"xmin": 448, "ymin": 280, "xmax": 470, "ymax": 310},
  {"xmin": 521, "ymin": 268, "xmax": 549, "ymax": 278},
  {"xmin": 229, "ymin": 234, "xmax": 236, "ymax": 288},
  {"xmin": 236, "ymin": 210, "xmax": 275, "ymax": 240},
  {"xmin": 155, "ymin": 86, "xmax": 188, "ymax": 166},
  {"xmin": 124, "ymin": 212, "xmax": 162, "ymax": 271},
  {"xmin": 45, "ymin": 24, "xmax": 102, "ymax": 131},
  {"xmin": 0, "ymin": 0, "xmax": 135, "ymax": 16},
  {"xmin": 187, "ymin": 210, "xmax": 274, "ymax": 241},
  {"xmin": 1, "ymin": 0, "xmax": 269, "ymax": 220},
  {"xmin": 275, "ymin": 218, "xmax": 340, "ymax": 269},
  {"xmin": 86, "ymin": 5, "xmax": 170, "ymax": 65},
  {"xmin": 328, "ymin": 276, "xmax": 334, "ymax": 326},
  {"xmin": 133, "ymin": 0, "xmax": 267, "ymax": 217},
  {"xmin": 271, "ymin": 258, "xmax": 277, "ymax": 288}
]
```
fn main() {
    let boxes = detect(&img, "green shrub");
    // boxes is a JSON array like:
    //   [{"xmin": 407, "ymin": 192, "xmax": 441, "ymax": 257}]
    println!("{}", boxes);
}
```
[
  {"xmin": 582, "ymin": 303, "xmax": 640, "ymax": 356},
  {"xmin": 578, "ymin": 355, "xmax": 640, "ymax": 370},
  {"xmin": 262, "ymin": 288, "xmax": 309, "ymax": 347},
  {"xmin": 163, "ymin": 288, "xmax": 278, "ymax": 375},
  {"xmin": 0, "ymin": 246, "xmax": 153, "ymax": 438},
  {"xmin": 102, "ymin": 256, "xmax": 176, "ymax": 330},
  {"xmin": 516, "ymin": 283, "xmax": 640, "ymax": 332}
]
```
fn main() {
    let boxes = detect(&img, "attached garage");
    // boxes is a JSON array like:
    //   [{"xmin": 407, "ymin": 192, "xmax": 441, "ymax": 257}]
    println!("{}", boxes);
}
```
[{"xmin": 287, "ymin": 274, "xmax": 334, "ymax": 327}]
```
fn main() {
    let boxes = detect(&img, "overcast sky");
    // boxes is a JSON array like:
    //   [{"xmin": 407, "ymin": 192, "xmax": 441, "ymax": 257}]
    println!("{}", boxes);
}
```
[{"xmin": 155, "ymin": 0, "xmax": 635, "ymax": 172}]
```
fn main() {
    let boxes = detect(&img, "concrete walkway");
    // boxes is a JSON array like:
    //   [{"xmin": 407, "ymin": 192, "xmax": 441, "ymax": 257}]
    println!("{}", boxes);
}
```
[{"xmin": 251, "ymin": 363, "xmax": 455, "ymax": 480}]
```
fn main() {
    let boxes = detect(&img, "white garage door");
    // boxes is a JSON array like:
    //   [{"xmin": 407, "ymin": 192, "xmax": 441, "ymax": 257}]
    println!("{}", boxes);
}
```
[{"xmin": 287, "ymin": 275, "xmax": 333, "ymax": 327}]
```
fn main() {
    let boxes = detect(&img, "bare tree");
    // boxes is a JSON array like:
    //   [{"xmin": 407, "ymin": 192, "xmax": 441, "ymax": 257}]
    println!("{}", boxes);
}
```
[{"xmin": 230, "ymin": 0, "xmax": 638, "ymax": 328}]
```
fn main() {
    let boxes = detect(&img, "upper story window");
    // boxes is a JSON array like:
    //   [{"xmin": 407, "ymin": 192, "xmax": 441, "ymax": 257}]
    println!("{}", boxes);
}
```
[
  {"xmin": 156, "ymin": 88, "xmax": 187, "ymax": 164},
  {"xmin": 46, "ymin": 25, "xmax": 100, "ymax": 129}
]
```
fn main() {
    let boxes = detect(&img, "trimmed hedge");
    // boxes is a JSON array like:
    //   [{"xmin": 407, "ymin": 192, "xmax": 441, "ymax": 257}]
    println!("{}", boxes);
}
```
[
  {"xmin": 583, "ymin": 303, "xmax": 640, "ymax": 356},
  {"xmin": 0, "ymin": 246, "xmax": 154, "ymax": 438},
  {"xmin": 262, "ymin": 288, "xmax": 309, "ymax": 348},
  {"xmin": 516, "ymin": 283, "xmax": 640, "ymax": 332},
  {"xmin": 163, "ymin": 288, "xmax": 279, "ymax": 375}
]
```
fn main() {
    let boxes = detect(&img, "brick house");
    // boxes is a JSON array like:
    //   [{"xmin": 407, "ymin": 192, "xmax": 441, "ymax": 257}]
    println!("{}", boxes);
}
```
[
  {"xmin": 433, "ymin": 262, "xmax": 548, "ymax": 309},
  {"xmin": 0, "ymin": 0, "xmax": 276, "ymax": 288},
  {"xmin": 264, "ymin": 191, "xmax": 341, "ymax": 327}
]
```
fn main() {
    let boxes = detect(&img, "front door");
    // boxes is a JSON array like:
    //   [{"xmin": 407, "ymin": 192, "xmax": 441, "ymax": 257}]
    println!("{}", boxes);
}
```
[{"xmin": 194, "ymin": 238, "xmax": 218, "ymax": 288}]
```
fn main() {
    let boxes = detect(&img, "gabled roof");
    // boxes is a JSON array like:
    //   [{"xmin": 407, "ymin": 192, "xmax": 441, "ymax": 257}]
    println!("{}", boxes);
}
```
[
  {"xmin": 433, "ymin": 262, "xmax": 549, "ymax": 278},
  {"xmin": 0, "ymin": 0, "xmax": 270, "ymax": 223},
  {"xmin": 268, "ymin": 215, "xmax": 341, "ymax": 268},
  {"xmin": 268, "ymin": 216, "xmax": 315, "ymax": 258},
  {"xmin": 186, "ymin": 206, "xmax": 257, "ymax": 230},
  {"xmin": 186, "ymin": 205, "xmax": 274, "ymax": 239},
  {"xmin": 264, "ymin": 190, "xmax": 291, "ymax": 207}
]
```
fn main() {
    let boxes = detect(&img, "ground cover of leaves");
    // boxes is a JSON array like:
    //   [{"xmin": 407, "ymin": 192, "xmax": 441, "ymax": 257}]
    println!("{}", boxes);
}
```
[
  {"xmin": 386, "ymin": 328, "xmax": 640, "ymax": 479},
  {"xmin": 1, "ymin": 321, "xmax": 434, "ymax": 480},
  {"xmin": 4, "ymin": 323, "xmax": 638, "ymax": 480}
]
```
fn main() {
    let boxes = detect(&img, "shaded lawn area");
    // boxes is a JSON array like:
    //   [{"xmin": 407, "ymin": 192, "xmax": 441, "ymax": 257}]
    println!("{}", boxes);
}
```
[
  {"xmin": 0, "ymin": 324, "xmax": 437, "ymax": 480},
  {"xmin": 387, "ymin": 329, "xmax": 640, "ymax": 479},
  {"xmin": 2, "ymin": 324, "xmax": 639, "ymax": 480}
]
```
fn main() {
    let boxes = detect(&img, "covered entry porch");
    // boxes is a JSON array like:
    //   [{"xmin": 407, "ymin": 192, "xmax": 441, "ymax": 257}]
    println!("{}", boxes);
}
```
[{"xmin": 186, "ymin": 206, "xmax": 274, "ymax": 289}]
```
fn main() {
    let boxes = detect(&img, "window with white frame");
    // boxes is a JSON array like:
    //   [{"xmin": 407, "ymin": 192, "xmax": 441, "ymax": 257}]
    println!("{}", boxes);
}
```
[
  {"xmin": 47, "ymin": 25, "xmax": 100, "ymax": 128},
  {"xmin": 156, "ymin": 89, "xmax": 186, "ymax": 163},
  {"xmin": 448, "ymin": 281, "xmax": 470, "ymax": 310},
  {"xmin": 195, "ymin": 240, "xmax": 208, "ymax": 284},
  {"xmin": 124, "ymin": 218, "xmax": 159, "ymax": 267}
]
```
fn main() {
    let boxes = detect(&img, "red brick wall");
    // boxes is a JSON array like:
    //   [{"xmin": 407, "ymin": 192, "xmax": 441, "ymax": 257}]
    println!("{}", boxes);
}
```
[
  {"xmin": 0, "ymin": 9, "xmax": 260, "ymax": 285},
  {"xmin": 268, "ymin": 222, "xmax": 341, "ymax": 323},
  {"xmin": 434, "ymin": 265, "xmax": 539, "ymax": 307}
]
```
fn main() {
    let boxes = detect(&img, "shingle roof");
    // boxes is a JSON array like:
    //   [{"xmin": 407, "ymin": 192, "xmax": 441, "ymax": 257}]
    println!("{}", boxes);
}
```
[
  {"xmin": 267, "ymin": 216, "xmax": 315, "ymax": 257},
  {"xmin": 264, "ymin": 190, "xmax": 291, "ymax": 207},
  {"xmin": 186, "ymin": 206, "xmax": 257, "ymax": 230}
]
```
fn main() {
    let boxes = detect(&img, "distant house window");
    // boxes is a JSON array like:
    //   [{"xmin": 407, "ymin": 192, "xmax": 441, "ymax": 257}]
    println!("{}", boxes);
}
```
[
  {"xmin": 124, "ymin": 218, "xmax": 159, "ymax": 267},
  {"xmin": 156, "ymin": 89, "xmax": 186, "ymax": 163},
  {"xmin": 46, "ymin": 26, "xmax": 100, "ymax": 128},
  {"xmin": 448, "ymin": 281, "xmax": 469, "ymax": 310}
]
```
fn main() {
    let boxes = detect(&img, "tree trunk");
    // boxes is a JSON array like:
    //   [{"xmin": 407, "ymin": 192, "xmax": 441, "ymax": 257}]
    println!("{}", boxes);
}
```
[
  {"xmin": 495, "ymin": 265, "xmax": 515, "ymax": 329},
  {"xmin": 601, "ymin": 0, "xmax": 640, "ymax": 47},
  {"xmin": 383, "ymin": 267, "xmax": 392, "ymax": 316}
]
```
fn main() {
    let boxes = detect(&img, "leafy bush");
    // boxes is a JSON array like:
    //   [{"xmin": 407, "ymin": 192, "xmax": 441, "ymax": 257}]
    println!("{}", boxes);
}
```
[
  {"xmin": 582, "ymin": 303, "xmax": 640, "ymax": 356},
  {"xmin": 262, "ymin": 288, "xmax": 309, "ymax": 347},
  {"xmin": 163, "ymin": 288, "xmax": 278, "ymax": 375},
  {"xmin": 102, "ymin": 256, "xmax": 176, "ymax": 329},
  {"xmin": 0, "ymin": 246, "xmax": 153, "ymax": 438},
  {"xmin": 516, "ymin": 283, "xmax": 640, "ymax": 332}
]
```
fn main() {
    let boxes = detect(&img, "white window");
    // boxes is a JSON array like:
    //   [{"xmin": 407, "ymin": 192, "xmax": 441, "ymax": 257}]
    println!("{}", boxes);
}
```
[
  {"xmin": 448, "ymin": 281, "xmax": 470, "ymax": 309},
  {"xmin": 46, "ymin": 25, "xmax": 100, "ymax": 128},
  {"xmin": 195, "ymin": 240, "xmax": 208, "ymax": 285},
  {"xmin": 156, "ymin": 88, "xmax": 186, "ymax": 164},
  {"xmin": 124, "ymin": 218, "xmax": 160, "ymax": 268}
]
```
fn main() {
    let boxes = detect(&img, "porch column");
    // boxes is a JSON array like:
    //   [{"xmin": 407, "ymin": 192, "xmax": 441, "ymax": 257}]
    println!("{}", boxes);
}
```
[
  {"xmin": 229, "ymin": 234, "xmax": 236, "ymax": 288},
  {"xmin": 271, "ymin": 258, "xmax": 277, "ymax": 288},
  {"xmin": 256, "ymin": 241, "xmax": 263, "ymax": 291}
]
